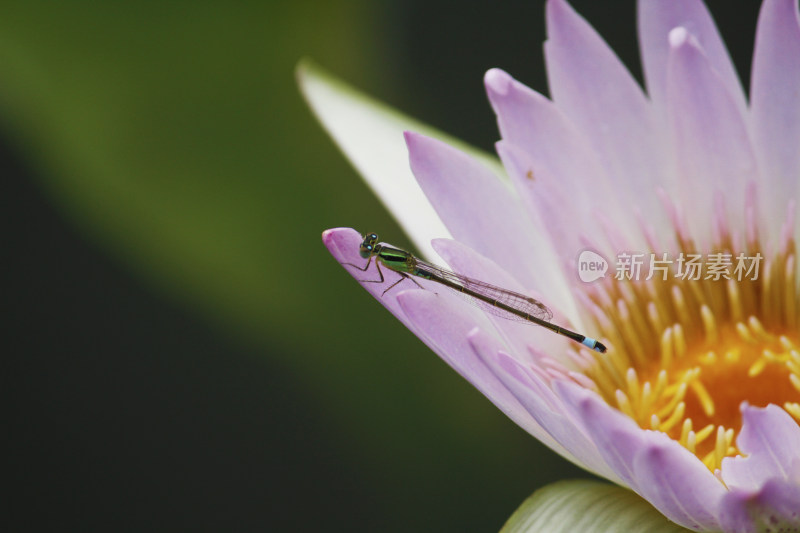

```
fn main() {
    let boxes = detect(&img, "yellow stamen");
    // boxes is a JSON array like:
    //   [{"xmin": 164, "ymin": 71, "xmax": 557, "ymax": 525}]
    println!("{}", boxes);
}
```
[
  {"xmin": 689, "ymin": 379, "xmax": 715, "ymax": 417},
  {"xmin": 700, "ymin": 305, "xmax": 717, "ymax": 345},
  {"xmin": 785, "ymin": 402, "xmax": 800, "ymax": 422},
  {"xmin": 791, "ymin": 374, "xmax": 800, "ymax": 394},
  {"xmin": 615, "ymin": 389, "xmax": 636, "ymax": 420},
  {"xmin": 686, "ymin": 430, "xmax": 697, "ymax": 454},
  {"xmin": 748, "ymin": 358, "xmax": 767, "ymax": 377},
  {"xmin": 659, "ymin": 401, "xmax": 686, "ymax": 432},
  {"xmin": 577, "ymin": 206, "xmax": 799, "ymax": 471},
  {"xmin": 694, "ymin": 424, "xmax": 715, "ymax": 445},
  {"xmin": 679, "ymin": 418, "xmax": 692, "ymax": 444},
  {"xmin": 726, "ymin": 279, "xmax": 743, "ymax": 322},
  {"xmin": 674, "ymin": 324, "xmax": 687, "ymax": 358},
  {"xmin": 660, "ymin": 328, "xmax": 674, "ymax": 369}
]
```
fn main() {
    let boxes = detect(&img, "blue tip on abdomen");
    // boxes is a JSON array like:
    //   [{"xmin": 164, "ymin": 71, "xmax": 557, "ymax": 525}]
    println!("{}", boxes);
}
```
[{"xmin": 581, "ymin": 337, "xmax": 607, "ymax": 353}]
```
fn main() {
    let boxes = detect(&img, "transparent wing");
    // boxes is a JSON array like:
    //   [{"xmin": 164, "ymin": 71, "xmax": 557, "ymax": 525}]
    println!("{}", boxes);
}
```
[{"xmin": 415, "ymin": 259, "xmax": 554, "ymax": 323}]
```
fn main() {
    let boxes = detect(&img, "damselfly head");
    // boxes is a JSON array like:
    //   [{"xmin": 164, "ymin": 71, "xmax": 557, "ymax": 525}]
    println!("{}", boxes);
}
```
[{"xmin": 359, "ymin": 232, "xmax": 379, "ymax": 259}]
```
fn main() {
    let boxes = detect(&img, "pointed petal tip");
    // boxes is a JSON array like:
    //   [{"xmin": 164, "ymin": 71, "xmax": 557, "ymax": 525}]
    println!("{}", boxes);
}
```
[
  {"xmin": 295, "ymin": 57, "xmax": 312, "ymax": 80},
  {"xmin": 403, "ymin": 131, "xmax": 428, "ymax": 169},
  {"xmin": 294, "ymin": 57, "xmax": 312, "ymax": 87},
  {"xmin": 321, "ymin": 227, "xmax": 361, "ymax": 258},
  {"xmin": 545, "ymin": 0, "xmax": 571, "ymax": 20},
  {"xmin": 766, "ymin": 0, "xmax": 800, "ymax": 22},
  {"xmin": 403, "ymin": 130, "xmax": 432, "ymax": 153},
  {"xmin": 484, "ymin": 68, "xmax": 513, "ymax": 97},
  {"xmin": 321, "ymin": 227, "xmax": 339, "ymax": 243},
  {"xmin": 321, "ymin": 226, "xmax": 357, "ymax": 242},
  {"xmin": 465, "ymin": 325, "xmax": 482, "ymax": 342},
  {"xmin": 402, "ymin": 129, "xmax": 419, "ymax": 144},
  {"xmin": 553, "ymin": 377, "xmax": 590, "ymax": 401},
  {"xmin": 668, "ymin": 27, "xmax": 706, "ymax": 58},
  {"xmin": 545, "ymin": 0, "xmax": 585, "ymax": 41},
  {"xmin": 668, "ymin": 26, "xmax": 690, "ymax": 48},
  {"xmin": 295, "ymin": 58, "xmax": 330, "ymax": 100},
  {"xmin": 393, "ymin": 287, "xmax": 424, "ymax": 309}
]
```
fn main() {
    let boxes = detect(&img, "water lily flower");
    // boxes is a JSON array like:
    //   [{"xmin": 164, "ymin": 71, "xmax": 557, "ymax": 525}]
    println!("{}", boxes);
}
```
[{"xmin": 301, "ymin": 0, "xmax": 800, "ymax": 530}]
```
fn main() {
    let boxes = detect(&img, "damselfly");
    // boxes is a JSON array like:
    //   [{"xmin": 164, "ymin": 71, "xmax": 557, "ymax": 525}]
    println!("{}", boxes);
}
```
[{"xmin": 346, "ymin": 232, "xmax": 607, "ymax": 353}]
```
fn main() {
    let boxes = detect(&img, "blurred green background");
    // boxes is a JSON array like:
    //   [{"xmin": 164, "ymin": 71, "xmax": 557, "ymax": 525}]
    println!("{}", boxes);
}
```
[{"xmin": 4, "ymin": 1, "xmax": 758, "ymax": 530}]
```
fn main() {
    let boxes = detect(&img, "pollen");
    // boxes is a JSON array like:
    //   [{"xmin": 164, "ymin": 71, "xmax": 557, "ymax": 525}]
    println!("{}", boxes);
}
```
[{"xmin": 572, "ymin": 200, "xmax": 799, "ymax": 472}]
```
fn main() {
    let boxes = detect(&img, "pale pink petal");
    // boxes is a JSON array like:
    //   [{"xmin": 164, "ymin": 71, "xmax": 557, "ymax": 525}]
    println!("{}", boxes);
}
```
[
  {"xmin": 404, "ymin": 131, "xmax": 566, "ymax": 299},
  {"xmin": 665, "ymin": 28, "xmax": 758, "ymax": 247},
  {"xmin": 555, "ymin": 380, "xmax": 650, "ymax": 488},
  {"xmin": 484, "ymin": 69, "xmax": 642, "ymax": 258},
  {"xmin": 719, "ymin": 478, "xmax": 800, "ymax": 533},
  {"xmin": 320, "ymin": 2, "xmax": 800, "ymax": 529},
  {"xmin": 638, "ymin": 0, "xmax": 746, "ymax": 117},
  {"xmin": 432, "ymin": 237, "xmax": 576, "ymax": 356},
  {"xmin": 544, "ymin": 0, "xmax": 669, "ymax": 215},
  {"xmin": 324, "ymin": 226, "xmax": 565, "ymax": 440},
  {"xmin": 483, "ymin": 69, "xmax": 608, "ymax": 211},
  {"xmin": 322, "ymin": 227, "xmax": 425, "ymax": 337},
  {"xmin": 750, "ymin": 0, "xmax": 800, "ymax": 227},
  {"xmin": 495, "ymin": 141, "xmax": 611, "ymax": 269},
  {"xmin": 395, "ymin": 288, "xmax": 562, "ymax": 449},
  {"xmin": 632, "ymin": 436, "xmax": 726, "ymax": 531},
  {"xmin": 556, "ymin": 381, "xmax": 726, "ymax": 530},
  {"xmin": 721, "ymin": 404, "xmax": 800, "ymax": 491},
  {"xmin": 465, "ymin": 329, "xmax": 582, "ymax": 465},
  {"xmin": 487, "ymin": 352, "xmax": 623, "ymax": 483}
]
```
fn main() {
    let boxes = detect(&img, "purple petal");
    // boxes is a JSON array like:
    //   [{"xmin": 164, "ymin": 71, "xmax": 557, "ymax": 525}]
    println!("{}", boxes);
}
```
[
  {"xmin": 556, "ymin": 380, "xmax": 649, "ymax": 488},
  {"xmin": 632, "ymin": 435, "xmax": 726, "ymax": 531},
  {"xmin": 322, "ymin": 227, "xmax": 423, "ymax": 335},
  {"xmin": 495, "ymin": 141, "xmax": 615, "ymax": 269},
  {"xmin": 404, "ymin": 131, "xmax": 567, "ymax": 299},
  {"xmin": 750, "ymin": 0, "xmax": 800, "ymax": 229},
  {"xmin": 638, "ymin": 0, "xmax": 746, "ymax": 118},
  {"xmin": 466, "ymin": 329, "xmax": 582, "ymax": 462},
  {"xmin": 395, "ymin": 287, "xmax": 560, "ymax": 445},
  {"xmin": 556, "ymin": 381, "xmax": 726, "ymax": 530},
  {"xmin": 484, "ymin": 69, "xmax": 605, "ymax": 197},
  {"xmin": 544, "ymin": 0, "xmax": 668, "ymax": 217},
  {"xmin": 719, "ymin": 478, "xmax": 800, "ymax": 532},
  {"xmin": 721, "ymin": 404, "xmax": 800, "ymax": 491},
  {"xmin": 665, "ymin": 28, "xmax": 758, "ymax": 247},
  {"xmin": 486, "ymin": 352, "xmax": 623, "ymax": 483},
  {"xmin": 432, "ymin": 237, "xmax": 576, "ymax": 356},
  {"xmin": 484, "ymin": 69, "xmax": 647, "ymax": 259}
]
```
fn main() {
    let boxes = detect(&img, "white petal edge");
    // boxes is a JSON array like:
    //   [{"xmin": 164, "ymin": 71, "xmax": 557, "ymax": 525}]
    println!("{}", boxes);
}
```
[
  {"xmin": 298, "ymin": 60, "xmax": 505, "ymax": 260},
  {"xmin": 500, "ymin": 479, "xmax": 691, "ymax": 533}
]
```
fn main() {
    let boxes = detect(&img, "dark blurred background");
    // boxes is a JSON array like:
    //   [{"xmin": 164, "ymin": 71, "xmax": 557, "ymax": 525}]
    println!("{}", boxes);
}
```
[{"xmin": 4, "ymin": 1, "xmax": 759, "ymax": 531}]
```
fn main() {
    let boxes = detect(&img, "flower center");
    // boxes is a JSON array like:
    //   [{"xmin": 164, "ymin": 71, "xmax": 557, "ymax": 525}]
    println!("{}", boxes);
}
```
[{"xmin": 574, "ymin": 200, "xmax": 800, "ymax": 471}]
